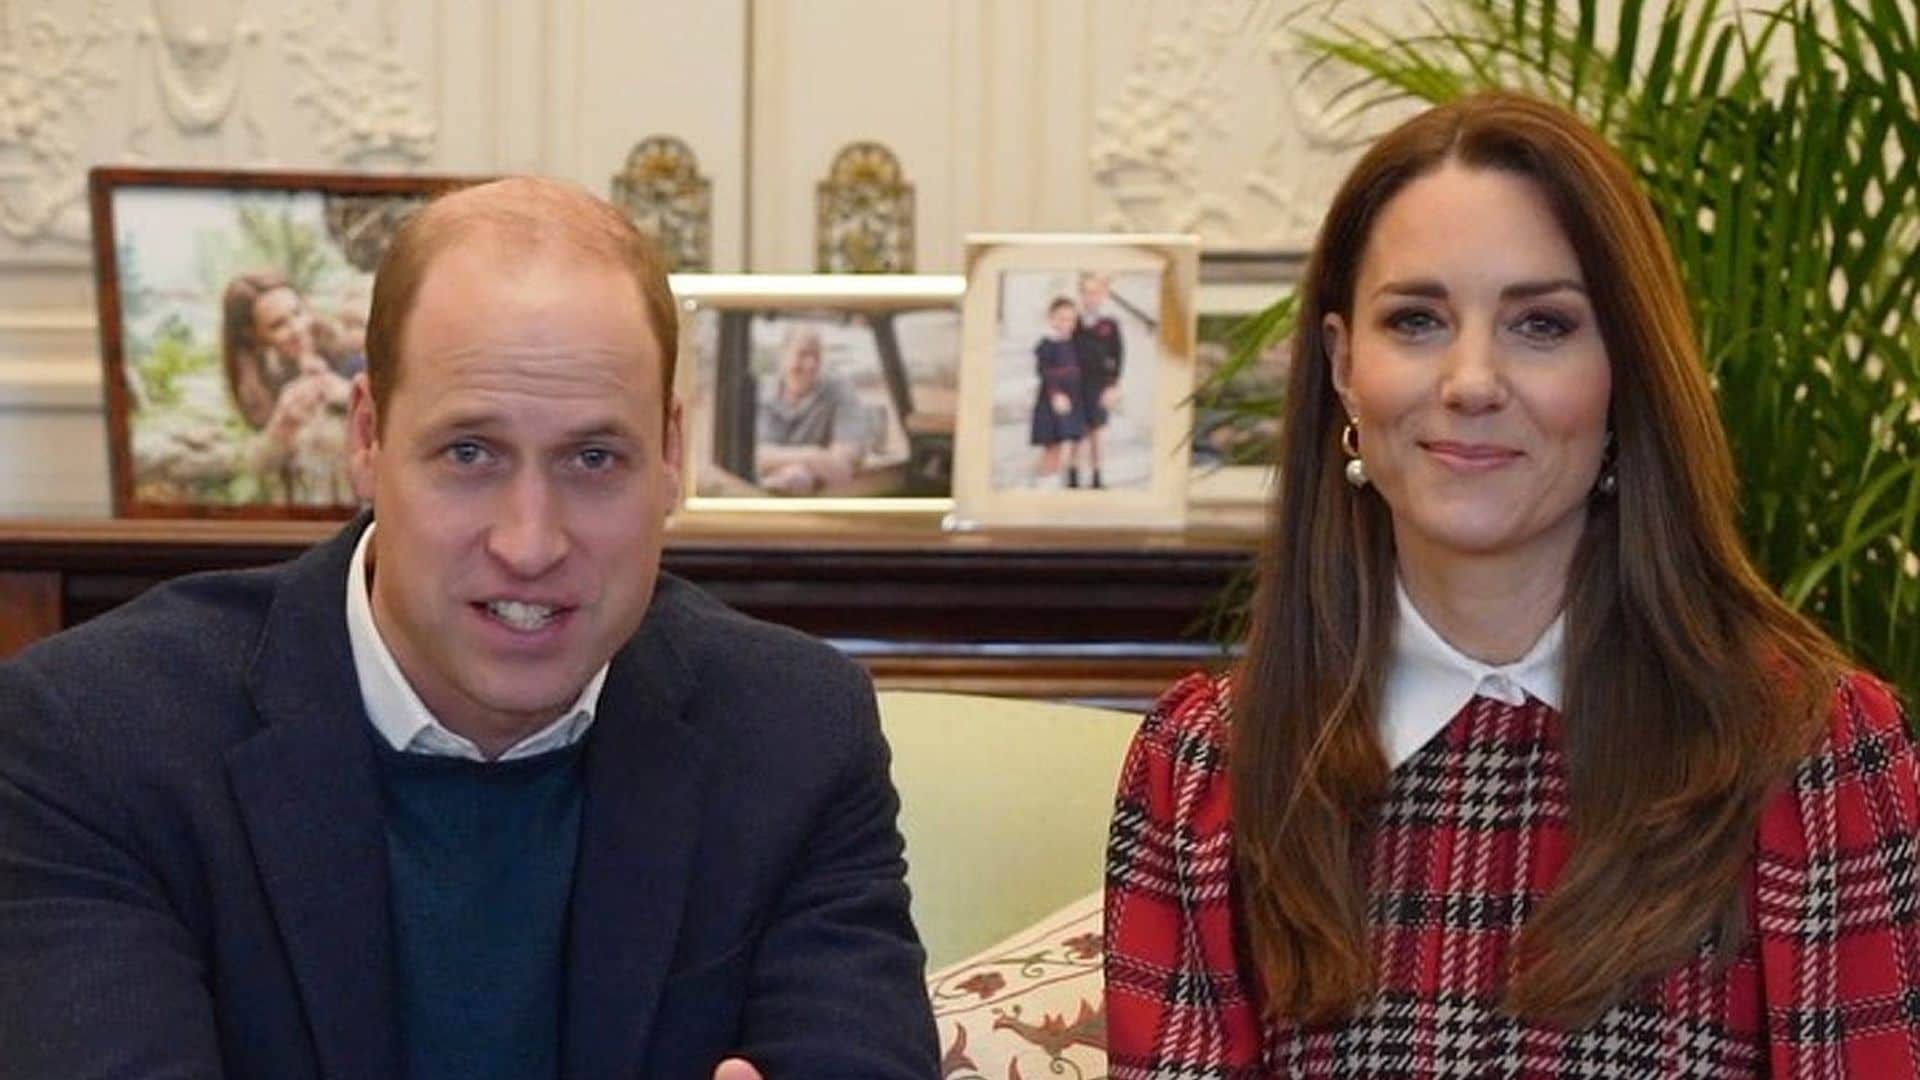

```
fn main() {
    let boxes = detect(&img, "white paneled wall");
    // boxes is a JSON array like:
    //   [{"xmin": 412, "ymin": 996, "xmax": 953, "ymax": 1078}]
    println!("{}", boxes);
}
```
[{"xmin": 0, "ymin": 0, "xmax": 1440, "ymax": 515}]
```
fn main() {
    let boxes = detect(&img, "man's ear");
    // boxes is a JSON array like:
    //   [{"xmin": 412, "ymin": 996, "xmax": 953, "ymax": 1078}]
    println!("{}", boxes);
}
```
[
  {"xmin": 347, "ymin": 374, "xmax": 379, "ymax": 505},
  {"xmin": 1324, "ymin": 312, "xmax": 1359, "ymax": 418},
  {"xmin": 662, "ymin": 396, "xmax": 685, "ymax": 511}
]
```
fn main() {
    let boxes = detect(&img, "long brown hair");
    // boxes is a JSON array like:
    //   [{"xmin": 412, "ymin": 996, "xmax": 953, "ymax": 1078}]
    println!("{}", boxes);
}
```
[
  {"xmin": 1232, "ymin": 91, "xmax": 1841, "ymax": 1026},
  {"xmin": 221, "ymin": 271, "xmax": 298, "ymax": 430}
]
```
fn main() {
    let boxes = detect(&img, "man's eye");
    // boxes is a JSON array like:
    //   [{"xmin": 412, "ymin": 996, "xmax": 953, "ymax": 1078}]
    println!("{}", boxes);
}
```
[
  {"xmin": 577, "ymin": 447, "xmax": 617, "ymax": 471},
  {"xmin": 445, "ymin": 440, "xmax": 489, "ymax": 466}
]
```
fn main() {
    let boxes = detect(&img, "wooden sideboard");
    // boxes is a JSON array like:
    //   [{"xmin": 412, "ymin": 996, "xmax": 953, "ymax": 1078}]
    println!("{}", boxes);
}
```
[{"xmin": 0, "ymin": 516, "xmax": 1261, "ymax": 704}]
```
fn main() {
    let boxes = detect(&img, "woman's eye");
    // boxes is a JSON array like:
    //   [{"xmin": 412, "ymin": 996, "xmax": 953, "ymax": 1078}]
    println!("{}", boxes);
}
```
[
  {"xmin": 1513, "ymin": 311, "xmax": 1577, "ymax": 342},
  {"xmin": 1385, "ymin": 308, "xmax": 1443, "ymax": 336}
]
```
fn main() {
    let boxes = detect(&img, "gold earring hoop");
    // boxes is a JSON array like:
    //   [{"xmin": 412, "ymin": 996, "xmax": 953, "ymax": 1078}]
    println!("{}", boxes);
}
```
[{"xmin": 1341, "ymin": 419, "xmax": 1367, "ymax": 488}]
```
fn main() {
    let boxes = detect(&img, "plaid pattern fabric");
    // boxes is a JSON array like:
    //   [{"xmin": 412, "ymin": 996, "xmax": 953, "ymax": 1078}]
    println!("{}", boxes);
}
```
[{"xmin": 1105, "ymin": 671, "xmax": 1920, "ymax": 1078}]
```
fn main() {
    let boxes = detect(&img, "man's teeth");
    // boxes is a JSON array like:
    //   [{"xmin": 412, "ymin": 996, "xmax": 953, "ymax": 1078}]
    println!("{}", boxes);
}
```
[{"xmin": 486, "ymin": 601, "xmax": 558, "ymax": 630}]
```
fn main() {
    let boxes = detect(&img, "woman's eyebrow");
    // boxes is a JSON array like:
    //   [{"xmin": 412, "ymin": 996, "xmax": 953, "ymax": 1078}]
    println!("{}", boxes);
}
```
[
  {"xmin": 1501, "ymin": 278, "xmax": 1588, "ymax": 300},
  {"xmin": 1369, "ymin": 277, "xmax": 1588, "ymax": 301}
]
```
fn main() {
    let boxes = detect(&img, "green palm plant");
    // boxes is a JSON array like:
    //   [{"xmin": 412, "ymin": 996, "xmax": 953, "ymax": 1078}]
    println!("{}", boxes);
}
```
[{"xmin": 1202, "ymin": 0, "xmax": 1920, "ymax": 716}]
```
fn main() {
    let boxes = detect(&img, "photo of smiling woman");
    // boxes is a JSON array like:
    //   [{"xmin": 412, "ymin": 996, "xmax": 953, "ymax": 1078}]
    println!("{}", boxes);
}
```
[
  {"xmin": 221, "ymin": 271, "xmax": 365, "ymax": 506},
  {"xmin": 1104, "ymin": 92, "xmax": 1920, "ymax": 1077}
]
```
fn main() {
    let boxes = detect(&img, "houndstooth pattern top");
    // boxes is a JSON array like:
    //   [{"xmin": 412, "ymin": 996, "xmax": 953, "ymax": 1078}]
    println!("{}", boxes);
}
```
[{"xmin": 1103, "ymin": 672, "xmax": 1920, "ymax": 1079}]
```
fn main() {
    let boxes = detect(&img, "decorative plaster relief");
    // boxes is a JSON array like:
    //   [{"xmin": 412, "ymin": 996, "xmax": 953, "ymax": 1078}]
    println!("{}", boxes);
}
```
[
  {"xmin": 285, "ymin": 0, "xmax": 435, "ymax": 165},
  {"xmin": 1090, "ymin": 0, "xmax": 1389, "ymax": 251},
  {"xmin": 0, "ymin": 0, "xmax": 118, "ymax": 243},
  {"xmin": 140, "ymin": 0, "xmax": 257, "ymax": 131}
]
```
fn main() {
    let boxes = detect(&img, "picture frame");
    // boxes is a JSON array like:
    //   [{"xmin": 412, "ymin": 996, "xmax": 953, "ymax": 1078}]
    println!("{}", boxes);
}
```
[
  {"xmin": 951, "ymin": 234, "xmax": 1199, "ymax": 530},
  {"xmin": 671, "ymin": 274, "xmax": 964, "ymax": 519},
  {"xmin": 90, "ymin": 166, "xmax": 470, "ymax": 519},
  {"xmin": 1188, "ymin": 275, "xmax": 1296, "ymax": 513}
]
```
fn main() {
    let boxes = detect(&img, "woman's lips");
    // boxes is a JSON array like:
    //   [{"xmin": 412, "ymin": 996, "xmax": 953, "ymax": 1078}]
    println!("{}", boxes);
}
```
[{"xmin": 1421, "ymin": 440, "xmax": 1523, "ymax": 472}]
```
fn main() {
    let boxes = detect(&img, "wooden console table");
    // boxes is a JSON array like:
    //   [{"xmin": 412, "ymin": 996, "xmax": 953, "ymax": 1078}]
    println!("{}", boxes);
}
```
[{"xmin": 0, "ymin": 517, "xmax": 1260, "ymax": 704}]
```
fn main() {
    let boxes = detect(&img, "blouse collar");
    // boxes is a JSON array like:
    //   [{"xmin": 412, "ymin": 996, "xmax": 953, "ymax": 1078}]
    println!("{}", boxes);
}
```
[{"xmin": 1379, "ymin": 579, "xmax": 1564, "ymax": 770}]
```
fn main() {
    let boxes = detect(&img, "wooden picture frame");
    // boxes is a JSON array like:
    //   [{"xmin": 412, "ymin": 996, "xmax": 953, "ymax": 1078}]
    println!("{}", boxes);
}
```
[
  {"xmin": 670, "ymin": 274, "xmax": 963, "ymax": 521},
  {"xmin": 90, "ymin": 166, "xmax": 470, "ymax": 518},
  {"xmin": 951, "ymin": 234, "xmax": 1198, "ymax": 531}
]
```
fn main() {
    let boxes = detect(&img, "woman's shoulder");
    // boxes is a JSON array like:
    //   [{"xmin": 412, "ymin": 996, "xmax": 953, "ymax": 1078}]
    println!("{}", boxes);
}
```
[
  {"xmin": 1116, "ymin": 671, "xmax": 1236, "ymax": 809},
  {"xmin": 1805, "ymin": 671, "xmax": 1913, "ymax": 784},
  {"xmin": 1757, "ymin": 670, "xmax": 1915, "ymax": 860},
  {"xmin": 1112, "ymin": 672, "xmax": 1239, "ymax": 859},
  {"xmin": 1141, "ymin": 670, "xmax": 1235, "ymax": 750}
]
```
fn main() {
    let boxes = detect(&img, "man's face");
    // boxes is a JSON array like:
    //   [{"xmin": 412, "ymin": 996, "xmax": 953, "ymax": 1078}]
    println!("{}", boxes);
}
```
[
  {"xmin": 349, "ymin": 241, "xmax": 681, "ymax": 746},
  {"xmin": 1079, "ymin": 278, "xmax": 1109, "ymax": 313},
  {"xmin": 782, "ymin": 338, "xmax": 822, "ymax": 396}
]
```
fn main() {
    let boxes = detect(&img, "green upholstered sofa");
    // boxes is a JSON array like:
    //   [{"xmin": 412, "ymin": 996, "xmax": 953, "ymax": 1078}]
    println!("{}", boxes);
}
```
[{"xmin": 879, "ymin": 690, "xmax": 1142, "ymax": 1073}]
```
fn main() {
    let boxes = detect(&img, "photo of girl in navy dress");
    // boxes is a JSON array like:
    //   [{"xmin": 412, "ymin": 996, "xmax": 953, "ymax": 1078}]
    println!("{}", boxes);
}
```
[{"xmin": 1028, "ymin": 297, "xmax": 1088, "ymax": 487}]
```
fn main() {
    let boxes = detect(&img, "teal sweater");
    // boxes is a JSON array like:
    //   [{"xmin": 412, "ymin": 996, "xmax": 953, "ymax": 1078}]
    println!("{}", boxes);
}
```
[{"xmin": 371, "ymin": 736, "xmax": 586, "ymax": 1080}]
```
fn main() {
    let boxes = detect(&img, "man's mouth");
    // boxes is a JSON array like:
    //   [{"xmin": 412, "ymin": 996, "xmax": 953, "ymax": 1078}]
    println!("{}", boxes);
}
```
[{"xmin": 481, "ymin": 600, "xmax": 562, "ymax": 631}]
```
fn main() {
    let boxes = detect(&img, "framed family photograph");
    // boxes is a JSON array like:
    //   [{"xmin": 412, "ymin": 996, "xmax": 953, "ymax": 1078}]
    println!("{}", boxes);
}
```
[
  {"xmin": 90, "ymin": 166, "xmax": 469, "ymax": 518},
  {"xmin": 952, "ymin": 234, "xmax": 1199, "ymax": 530},
  {"xmin": 671, "ymin": 274, "xmax": 964, "ymax": 518}
]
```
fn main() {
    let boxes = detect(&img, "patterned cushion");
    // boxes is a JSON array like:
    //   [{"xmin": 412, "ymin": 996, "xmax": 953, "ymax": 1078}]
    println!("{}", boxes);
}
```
[{"xmin": 925, "ymin": 891, "xmax": 1106, "ymax": 1079}]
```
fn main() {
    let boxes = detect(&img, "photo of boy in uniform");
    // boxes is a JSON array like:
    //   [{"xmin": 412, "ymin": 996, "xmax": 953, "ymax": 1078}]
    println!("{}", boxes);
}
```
[{"xmin": 1070, "ymin": 273, "xmax": 1124, "ymax": 490}]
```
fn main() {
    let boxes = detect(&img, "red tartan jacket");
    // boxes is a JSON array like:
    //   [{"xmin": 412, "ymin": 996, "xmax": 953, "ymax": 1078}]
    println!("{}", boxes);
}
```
[{"xmin": 1104, "ymin": 671, "xmax": 1920, "ymax": 1079}]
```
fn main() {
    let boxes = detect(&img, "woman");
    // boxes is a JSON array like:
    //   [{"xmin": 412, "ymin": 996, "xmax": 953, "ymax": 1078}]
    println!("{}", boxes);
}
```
[
  {"xmin": 220, "ymin": 271, "xmax": 361, "ymax": 504},
  {"xmin": 1104, "ymin": 92, "xmax": 1919, "ymax": 1077}
]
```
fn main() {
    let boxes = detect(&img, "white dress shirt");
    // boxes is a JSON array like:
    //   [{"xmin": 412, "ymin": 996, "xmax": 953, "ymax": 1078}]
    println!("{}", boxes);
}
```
[
  {"xmin": 1379, "ymin": 580, "xmax": 1564, "ymax": 771},
  {"xmin": 344, "ymin": 523, "xmax": 606, "ymax": 761}
]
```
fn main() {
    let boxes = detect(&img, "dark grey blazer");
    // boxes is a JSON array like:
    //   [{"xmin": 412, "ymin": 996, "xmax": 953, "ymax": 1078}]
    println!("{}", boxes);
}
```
[{"xmin": 0, "ymin": 517, "xmax": 938, "ymax": 1079}]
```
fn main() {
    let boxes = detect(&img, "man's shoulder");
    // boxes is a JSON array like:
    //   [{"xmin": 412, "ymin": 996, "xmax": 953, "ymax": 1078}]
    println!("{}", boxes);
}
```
[
  {"xmin": 638, "ymin": 574, "xmax": 861, "ymax": 689},
  {"xmin": 818, "ymin": 372, "xmax": 862, "ymax": 407},
  {"xmin": 0, "ymin": 559, "xmax": 309, "ymax": 796},
  {"xmin": 0, "ymin": 529, "xmax": 350, "ymax": 747},
  {"xmin": 9, "ymin": 562, "xmax": 280, "ymax": 683}
]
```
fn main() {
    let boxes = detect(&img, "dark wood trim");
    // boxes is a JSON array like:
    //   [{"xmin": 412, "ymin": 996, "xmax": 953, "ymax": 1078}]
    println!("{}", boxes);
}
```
[
  {"xmin": 0, "ymin": 518, "xmax": 1257, "ymax": 697},
  {"xmin": 0, "ymin": 572, "xmax": 61, "ymax": 660}
]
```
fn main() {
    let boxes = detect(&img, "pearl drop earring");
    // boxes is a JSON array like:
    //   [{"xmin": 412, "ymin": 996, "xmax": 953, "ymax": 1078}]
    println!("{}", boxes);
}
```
[{"xmin": 1341, "ymin": 419, "xmax": 1367, "ymax": 488}]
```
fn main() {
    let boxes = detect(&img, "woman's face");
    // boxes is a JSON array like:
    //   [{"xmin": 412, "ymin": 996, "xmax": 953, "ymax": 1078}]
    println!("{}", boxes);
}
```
[
  {"xmin": 1324, "ymin": 162, "xmax": 1612, "ymax": 572},
  {"xmin": 252, "ymin": 285, "xmax": 315, "ymax": 363}
]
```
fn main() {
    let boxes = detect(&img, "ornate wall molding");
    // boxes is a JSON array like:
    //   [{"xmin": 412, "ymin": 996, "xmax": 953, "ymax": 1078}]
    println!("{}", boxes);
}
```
[
  {"xmin": 1089, "ymin": 0, "xmax": 1385, "ymax": 252},
  {"xmin": 285, "ymin": 0, "xmax": 435, "ymax": 165},
  {"xmin": 0, "ymin": 0, "xmax": 119, "ymax": 243},
  {"xmin": 132, "ymin": 0, "xmax": 260, "ymax": 138}
]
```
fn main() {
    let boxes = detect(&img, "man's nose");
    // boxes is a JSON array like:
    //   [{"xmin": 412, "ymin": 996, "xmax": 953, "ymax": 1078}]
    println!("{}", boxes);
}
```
[{"xmin": 485, "ymin": 470, "xmax": 569, "ymax": 578}]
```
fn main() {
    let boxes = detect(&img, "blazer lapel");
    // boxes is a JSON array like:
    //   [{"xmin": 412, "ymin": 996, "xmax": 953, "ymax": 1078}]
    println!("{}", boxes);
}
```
[
  {"xmin": 228, "ymin": 518, "xmax": 400, "ymax": 1079},
  {"xmin": 563, "ymin": 593, "xmax": 711, "ymax": 1080}
]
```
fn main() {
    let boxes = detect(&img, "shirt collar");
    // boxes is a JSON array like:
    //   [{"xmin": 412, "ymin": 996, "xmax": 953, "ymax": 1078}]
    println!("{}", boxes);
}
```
[
  {"xmin": 344, "ymin": 522, "xmax": 606, "ymax": 762},
  {"xmin": 1379, "ymin": 578, "xmax": 1564, "ymax": 770}
]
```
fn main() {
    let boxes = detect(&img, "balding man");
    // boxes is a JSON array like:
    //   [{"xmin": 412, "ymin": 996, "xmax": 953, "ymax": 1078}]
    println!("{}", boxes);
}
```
[{"xmin": 0, "ymin": 179, "xmax": 938, "ymax": 1079}]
